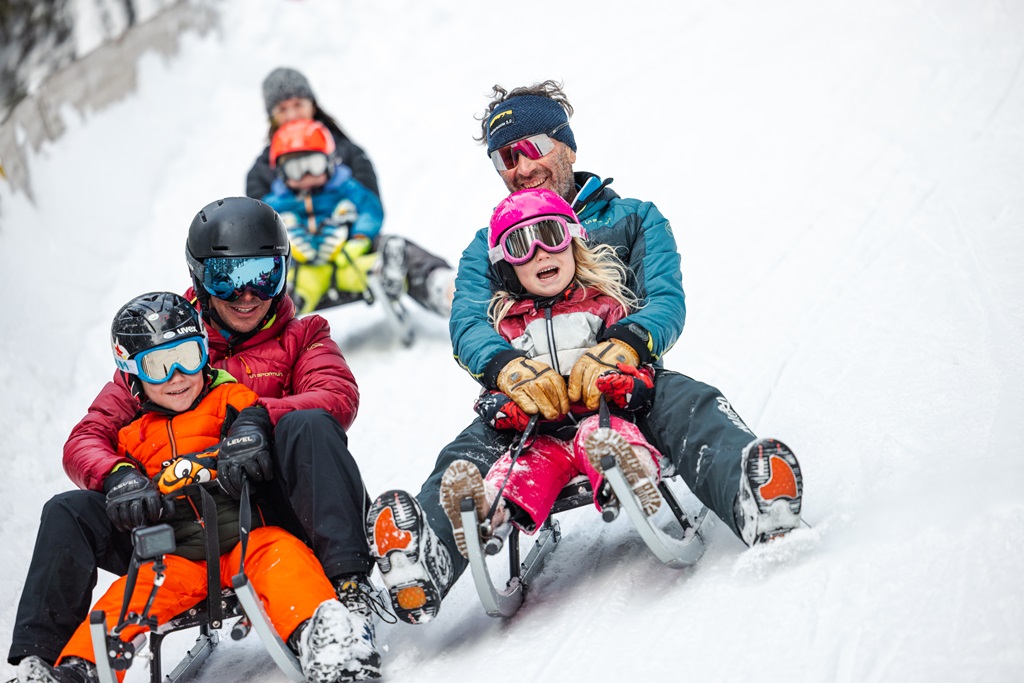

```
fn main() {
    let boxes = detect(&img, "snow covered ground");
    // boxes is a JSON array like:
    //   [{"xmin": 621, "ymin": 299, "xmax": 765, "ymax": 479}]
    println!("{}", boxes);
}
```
[{"xmin": 1, "ymin": 0, "xmax": 1022, "ymax": 681}]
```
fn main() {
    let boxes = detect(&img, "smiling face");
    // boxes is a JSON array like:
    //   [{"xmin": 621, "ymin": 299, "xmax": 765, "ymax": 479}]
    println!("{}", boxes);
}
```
[
  {"xmin": 511, "ymin": 242, "xmax": 577, "ymax": 297},
  {"xmin": 497, "ymin": 140, "xmax": 577, "ymax": 201},
  {"xmin": 207, "ymin": 290, "xmax": 273, "ymax": 334},
  {"xmin": 141, "ymin": 369, "xmax": 204, "ymax": 413},
  {"xmin": 271, "ymin": 97, "xmax": 316, "ymax": 125}
]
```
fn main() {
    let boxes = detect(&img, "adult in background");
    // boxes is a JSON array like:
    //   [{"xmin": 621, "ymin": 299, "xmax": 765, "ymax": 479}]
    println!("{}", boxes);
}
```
[
  {"xmin": 364, "ymin": 81, "xmax": 805, "ymax": 624},
  {"xmin": 248, "ymin": 67, "xmax": 452, "ymax": 319},
  {"xmin": 8, "ymin": 198, "xmax": 383, "ymax": 678},
  {"xmin": 246, "ymin": 66, "xmax": 379, "ymax": 201}
]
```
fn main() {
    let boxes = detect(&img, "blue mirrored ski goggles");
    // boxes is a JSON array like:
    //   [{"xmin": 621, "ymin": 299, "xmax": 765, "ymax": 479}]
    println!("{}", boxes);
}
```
[
  {"xmin": 201, "ymin": 256, "xmax": 287, "ymax": 302},
  {"xmin": 116, "ymin": 337, "xmax": 208, "ymax": 384}
]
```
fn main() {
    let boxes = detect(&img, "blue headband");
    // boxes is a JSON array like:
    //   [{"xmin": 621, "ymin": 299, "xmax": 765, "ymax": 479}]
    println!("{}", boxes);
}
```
[{"xmin": 485, "ymin": 95, "xmax": 576, "ymax": 154}]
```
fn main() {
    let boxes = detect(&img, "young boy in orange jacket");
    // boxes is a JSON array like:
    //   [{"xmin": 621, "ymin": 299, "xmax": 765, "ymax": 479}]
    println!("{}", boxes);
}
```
[{"xmin": 16, "ymin": 292, "xmax": 378, "ymax": 683}]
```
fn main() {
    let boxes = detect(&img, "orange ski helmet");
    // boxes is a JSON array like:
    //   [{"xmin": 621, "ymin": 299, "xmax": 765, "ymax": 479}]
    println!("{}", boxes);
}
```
[{"xmin": 270, "ymin": 119, "xmax": 336, "ymax": 168}]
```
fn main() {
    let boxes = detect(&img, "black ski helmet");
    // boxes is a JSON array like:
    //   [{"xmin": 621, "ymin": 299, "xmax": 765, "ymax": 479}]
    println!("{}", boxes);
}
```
[
  {"xmin": 111, "ymin": 291, "xmax": 209, "ymax": 393},
  {"xmin": 185, "ymin": 197, "xmax": 291, "ymax": 319}
]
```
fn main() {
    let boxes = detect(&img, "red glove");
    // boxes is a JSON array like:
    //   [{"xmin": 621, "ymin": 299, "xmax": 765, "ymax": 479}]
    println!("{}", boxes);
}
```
[
  {"xmin": 595, "ymin": 363, "xmax": 656, "ymax": 411},
  {"xmin": 474, "ymin": 391, "xmax": 532, "ymax": 431}
]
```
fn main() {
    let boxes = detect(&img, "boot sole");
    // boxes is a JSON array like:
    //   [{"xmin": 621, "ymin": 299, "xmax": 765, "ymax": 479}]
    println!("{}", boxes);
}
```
[
  {"xmin": 739, "ymin": 439, "xmax": 803, "ymax": 544},
  {"xmin": 440, "ymin": 460, "xmax": 488, "ymax": 558},
  {"xmin": 366, "ymin": 490, "xmax": 442, "ymax": 624},
  {"xmin": 585, "ymin": 428, "xmax": 662, "ymax": 516}
]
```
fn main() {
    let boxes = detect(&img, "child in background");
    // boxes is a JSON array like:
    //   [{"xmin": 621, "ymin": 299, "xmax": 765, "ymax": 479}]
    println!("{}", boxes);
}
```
[
  {"xmin": 247, "ymin": 66, "xmax": 379, "ymax": 201},
  {"xmin": 263, "ymin": 119, "xmax": 455, "ymax": 317},
  {"xmin": 439, "ymin": 188, "xmax": 664, "ymax": 554},
  {"xmin": 16, "ymin": 292, "xmax": 379, "ymax": 683}
]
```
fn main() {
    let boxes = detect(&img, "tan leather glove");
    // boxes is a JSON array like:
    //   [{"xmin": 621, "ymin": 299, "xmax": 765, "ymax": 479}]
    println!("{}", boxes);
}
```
[
  {"xmin": 568, "ymin": 339, "xmax": 641, "ymax": 410},
  {"xmin": 496, "ymin": 357, "xmax": 570, "ymax": 421}
]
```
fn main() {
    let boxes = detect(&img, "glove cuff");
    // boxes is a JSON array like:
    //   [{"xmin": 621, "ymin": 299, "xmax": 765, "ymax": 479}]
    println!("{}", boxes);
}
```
[
  {"xmin": 484, "ymin": 349, "xmax": 527, "ymax": 390},
  {"xmin": 103, "ymin": 464, "xmax": 140, "ymax": 494},
  {"xmin": 601, "ymin": 323, "xmax": 652, "ymax": 365}
]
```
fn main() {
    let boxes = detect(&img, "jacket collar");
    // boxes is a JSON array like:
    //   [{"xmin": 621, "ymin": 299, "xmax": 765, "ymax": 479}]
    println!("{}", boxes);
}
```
[{"xmin": 571, "ymin": 171, "xmax": 617, "ymax": 221}]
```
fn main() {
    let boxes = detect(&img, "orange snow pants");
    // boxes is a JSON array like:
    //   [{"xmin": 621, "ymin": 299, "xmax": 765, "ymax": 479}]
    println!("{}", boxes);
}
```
[{"xmin": 59, "ymin": 526, "xmax": 335, "ymax": 672}]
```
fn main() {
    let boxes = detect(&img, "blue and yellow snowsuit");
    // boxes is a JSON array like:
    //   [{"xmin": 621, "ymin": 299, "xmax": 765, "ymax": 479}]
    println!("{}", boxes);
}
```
[{"xmin": 263, "ymin": 163, "xmax": 384, "ymax": 314}]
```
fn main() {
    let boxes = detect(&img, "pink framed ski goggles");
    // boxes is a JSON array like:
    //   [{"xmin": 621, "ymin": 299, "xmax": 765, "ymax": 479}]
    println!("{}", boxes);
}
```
[
  {"xmin": 488, "ymin": 215, "xmax": 586, "ymax": 265},
  {"xmin": 489, "ymin": 122, "xmax": 570, "ymax": 172}
]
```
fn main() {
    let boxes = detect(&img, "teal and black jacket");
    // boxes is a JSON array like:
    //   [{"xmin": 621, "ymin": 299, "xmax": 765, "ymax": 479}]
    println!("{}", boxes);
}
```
[{"xmin": 451, "ymin": 172, "xmax": 686, "ymax": 389}]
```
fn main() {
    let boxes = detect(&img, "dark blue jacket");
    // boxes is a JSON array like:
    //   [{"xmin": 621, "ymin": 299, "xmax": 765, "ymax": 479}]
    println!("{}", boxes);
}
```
[{"xmin": 451, "ymin": 172, "xmax": 685, "ymax": 388}]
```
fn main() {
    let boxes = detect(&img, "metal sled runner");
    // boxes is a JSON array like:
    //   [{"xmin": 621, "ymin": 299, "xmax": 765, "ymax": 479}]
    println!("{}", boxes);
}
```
[
  {"xmin": 88, "ymin": 483, "xmax": 304, "ymax": 683},
  {"xmin": 461, "ymin": 406, "xmax": 709, "ymax": 619}
]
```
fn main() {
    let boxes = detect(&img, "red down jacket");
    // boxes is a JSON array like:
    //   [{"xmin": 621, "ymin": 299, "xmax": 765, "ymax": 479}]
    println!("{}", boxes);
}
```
[{"xmin": 64, "ymin": 292, "xmax": 359, "ymax": 491}]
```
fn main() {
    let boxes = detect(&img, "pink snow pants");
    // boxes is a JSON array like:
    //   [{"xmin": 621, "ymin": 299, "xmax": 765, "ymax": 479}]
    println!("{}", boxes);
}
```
[{"xmin": 485, "ymin": 415, "xmax": 661, "ymax": 532}]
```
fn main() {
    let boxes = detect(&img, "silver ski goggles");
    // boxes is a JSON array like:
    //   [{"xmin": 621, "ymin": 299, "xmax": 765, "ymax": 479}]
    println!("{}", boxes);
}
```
[
  {"xmin": 278, "ymin": 152, "xmax": 331, "ymax": 182},
  {"xmin": 489, "ymin": 216, "xmax": 586, "ymax": 265},
  {"xmin": 489, "ymin": 122, "xmax": 570, "ymax": 172},
  {"xmin": 116, "ymin": 337, "xmax": 208, "ymax": 385},
  {"xmin": 200, "ymin": 256, "xmax": 287, "ymax": 302}
]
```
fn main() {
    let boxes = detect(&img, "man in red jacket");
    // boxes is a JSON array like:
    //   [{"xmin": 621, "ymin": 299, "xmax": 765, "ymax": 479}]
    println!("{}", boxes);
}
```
[{"xmin": 8, "ymin": 198, "xmax": 378, "ymax": 672}]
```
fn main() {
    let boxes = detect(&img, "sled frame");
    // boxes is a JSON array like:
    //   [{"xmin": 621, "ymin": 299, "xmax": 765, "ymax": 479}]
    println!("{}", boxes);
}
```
[
  {"xmin": 462, "ymin": 464, "xmax": 707, "ymax": 619},
  {"xmin": 88, "ymin": 483, "xmax": 304, "ymax": 683}
]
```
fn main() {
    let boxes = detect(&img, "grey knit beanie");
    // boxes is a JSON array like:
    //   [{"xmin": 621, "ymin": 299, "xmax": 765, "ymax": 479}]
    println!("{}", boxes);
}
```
[{"xmin": 262, "ymin": 67, "xmax": 316, "ymax": 114}]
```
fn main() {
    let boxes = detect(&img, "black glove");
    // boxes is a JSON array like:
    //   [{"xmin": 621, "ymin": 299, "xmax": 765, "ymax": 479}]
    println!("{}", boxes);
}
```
[
  {"xmin": 104, "ymin": 466, "xmax": 174, "ymax": 532},
  {"xmin": 218, "ymin": 406, "xmax": 274, "ymax": 499}
]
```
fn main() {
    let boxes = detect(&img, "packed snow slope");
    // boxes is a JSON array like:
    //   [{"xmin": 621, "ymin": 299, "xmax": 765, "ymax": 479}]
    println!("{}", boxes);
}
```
[{"xmin": 1, "ymin": 1, "xmax": 1022, "ymax": 681}]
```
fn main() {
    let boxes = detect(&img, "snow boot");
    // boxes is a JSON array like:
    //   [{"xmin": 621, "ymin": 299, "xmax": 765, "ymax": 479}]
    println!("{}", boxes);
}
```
[
  {"xmin": 293, "ymin": 599, "xmax": 380, "ymax": 682},
  {"xmin": 366, "ymin": 490, "xmax": 452, "ymax": 624},
  {"xmin": 375, "ymin": 235, "xmax": 408, "ymax": 300},
  {"xmin": 440, "ymin": 460, "xmax": 490, "ymax": 557},
  {"xmin": 584, "ymin": 427, "xmax": 663, "ymax": 516},
  {"xmin": 734, "ymin": 438, "xmax": 803, "ymax": 546},
  {"xmin": 332, "ymin": 574, "xmax": 389, "ymax": 680},
  {"xmin": 423, "ymin": 267, "xmax": 455, "ymax": 316},
  {"xmin": 16, "ymin": 656, "xmax": 97, "ymax": 683}
]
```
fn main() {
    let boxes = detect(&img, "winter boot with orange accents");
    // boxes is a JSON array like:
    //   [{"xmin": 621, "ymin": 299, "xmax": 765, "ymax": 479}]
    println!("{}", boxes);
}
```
[
  {"xmin": 366, "ymin": 490, "xmax": 452, "ymax": 624},
  {"xmin": 734, "ymin": 438, "xmax": 803, "ymax": 546}
]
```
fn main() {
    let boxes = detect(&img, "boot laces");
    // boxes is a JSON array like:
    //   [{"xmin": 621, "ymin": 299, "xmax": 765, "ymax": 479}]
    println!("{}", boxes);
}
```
[{"xmin": 336, "ymin": 576, "xmax": 398, "ymax": 624}]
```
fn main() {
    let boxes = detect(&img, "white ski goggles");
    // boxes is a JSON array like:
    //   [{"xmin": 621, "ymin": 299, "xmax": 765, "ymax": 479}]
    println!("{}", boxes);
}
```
[{"xmin": 115, "ymin": 337, "xmax": 208, "ymax": 384}]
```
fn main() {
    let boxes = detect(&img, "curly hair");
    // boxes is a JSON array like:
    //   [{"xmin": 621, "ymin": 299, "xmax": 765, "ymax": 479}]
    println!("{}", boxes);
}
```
[
  {"xmin": 488, "ymin": 239, "xmax": 641, "ymax": 331},
  {"xmin": 474, "ymin": 80, "xmax": 574, "ymax": 146}
]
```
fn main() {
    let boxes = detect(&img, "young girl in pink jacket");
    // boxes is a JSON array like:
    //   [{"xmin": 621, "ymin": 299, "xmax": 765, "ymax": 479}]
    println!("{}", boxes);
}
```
[{"xmin": 440, "ymin": 188, "xmax": 665, "ymax": 555}]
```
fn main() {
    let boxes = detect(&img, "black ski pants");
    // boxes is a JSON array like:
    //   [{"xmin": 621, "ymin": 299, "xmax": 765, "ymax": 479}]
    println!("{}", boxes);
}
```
[
  {"xmin": 416, "ymin": 370, "xmax": 757, "ymax": 593},
  {"xmin": 7, "ymin": 408, "xmax": 371, "ymax": 666}
]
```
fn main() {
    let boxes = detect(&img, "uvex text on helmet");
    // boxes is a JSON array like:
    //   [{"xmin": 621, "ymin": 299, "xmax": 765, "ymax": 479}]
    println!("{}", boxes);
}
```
[{"xmin": 110, "ymin": 291, "xmax": 208, "ymax": 366}]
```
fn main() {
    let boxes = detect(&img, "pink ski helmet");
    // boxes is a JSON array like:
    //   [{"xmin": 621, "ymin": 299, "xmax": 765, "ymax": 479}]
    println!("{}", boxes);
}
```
[
  {"xmin": 488, "ymin": 187, "xmax": 583, "ymax": 249},
  {"xmin": 487, "ymin": 188, "xmax": 586, "ymax": 296}
]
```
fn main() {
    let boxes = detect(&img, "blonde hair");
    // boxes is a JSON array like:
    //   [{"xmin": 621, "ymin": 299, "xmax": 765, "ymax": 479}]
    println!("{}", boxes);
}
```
[{"xmin": 488, "ymin": 239, "xmax": 641, "ymax": 331}]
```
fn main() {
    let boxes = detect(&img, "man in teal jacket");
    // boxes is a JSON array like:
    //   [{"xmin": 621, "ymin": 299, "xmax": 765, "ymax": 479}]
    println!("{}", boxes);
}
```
[{"xmin": 366, "ymin": 81, "xmax": 805, "ymax": 624}]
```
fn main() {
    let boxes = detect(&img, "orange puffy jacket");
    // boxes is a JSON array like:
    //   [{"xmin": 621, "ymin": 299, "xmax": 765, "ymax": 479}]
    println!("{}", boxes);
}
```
[
  {"xmin": 117, "ymin": 374, "xmax": 260, "ymax": 559},
  {"xmin": 64, "ymin": 294, "xmax": 359, "ymax": 491}
]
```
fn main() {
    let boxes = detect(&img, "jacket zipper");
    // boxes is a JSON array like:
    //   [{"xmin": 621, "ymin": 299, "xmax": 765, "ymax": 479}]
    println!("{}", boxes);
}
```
[{"xmin": 543, "ymin": 305, "xmax": 562, "ymax": 376}]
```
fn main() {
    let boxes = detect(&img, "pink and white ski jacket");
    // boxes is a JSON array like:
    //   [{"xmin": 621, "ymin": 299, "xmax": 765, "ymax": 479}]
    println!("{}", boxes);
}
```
[{"xmin": 497, "ymin": 284, "xmax": 626, "ymax": 383}]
